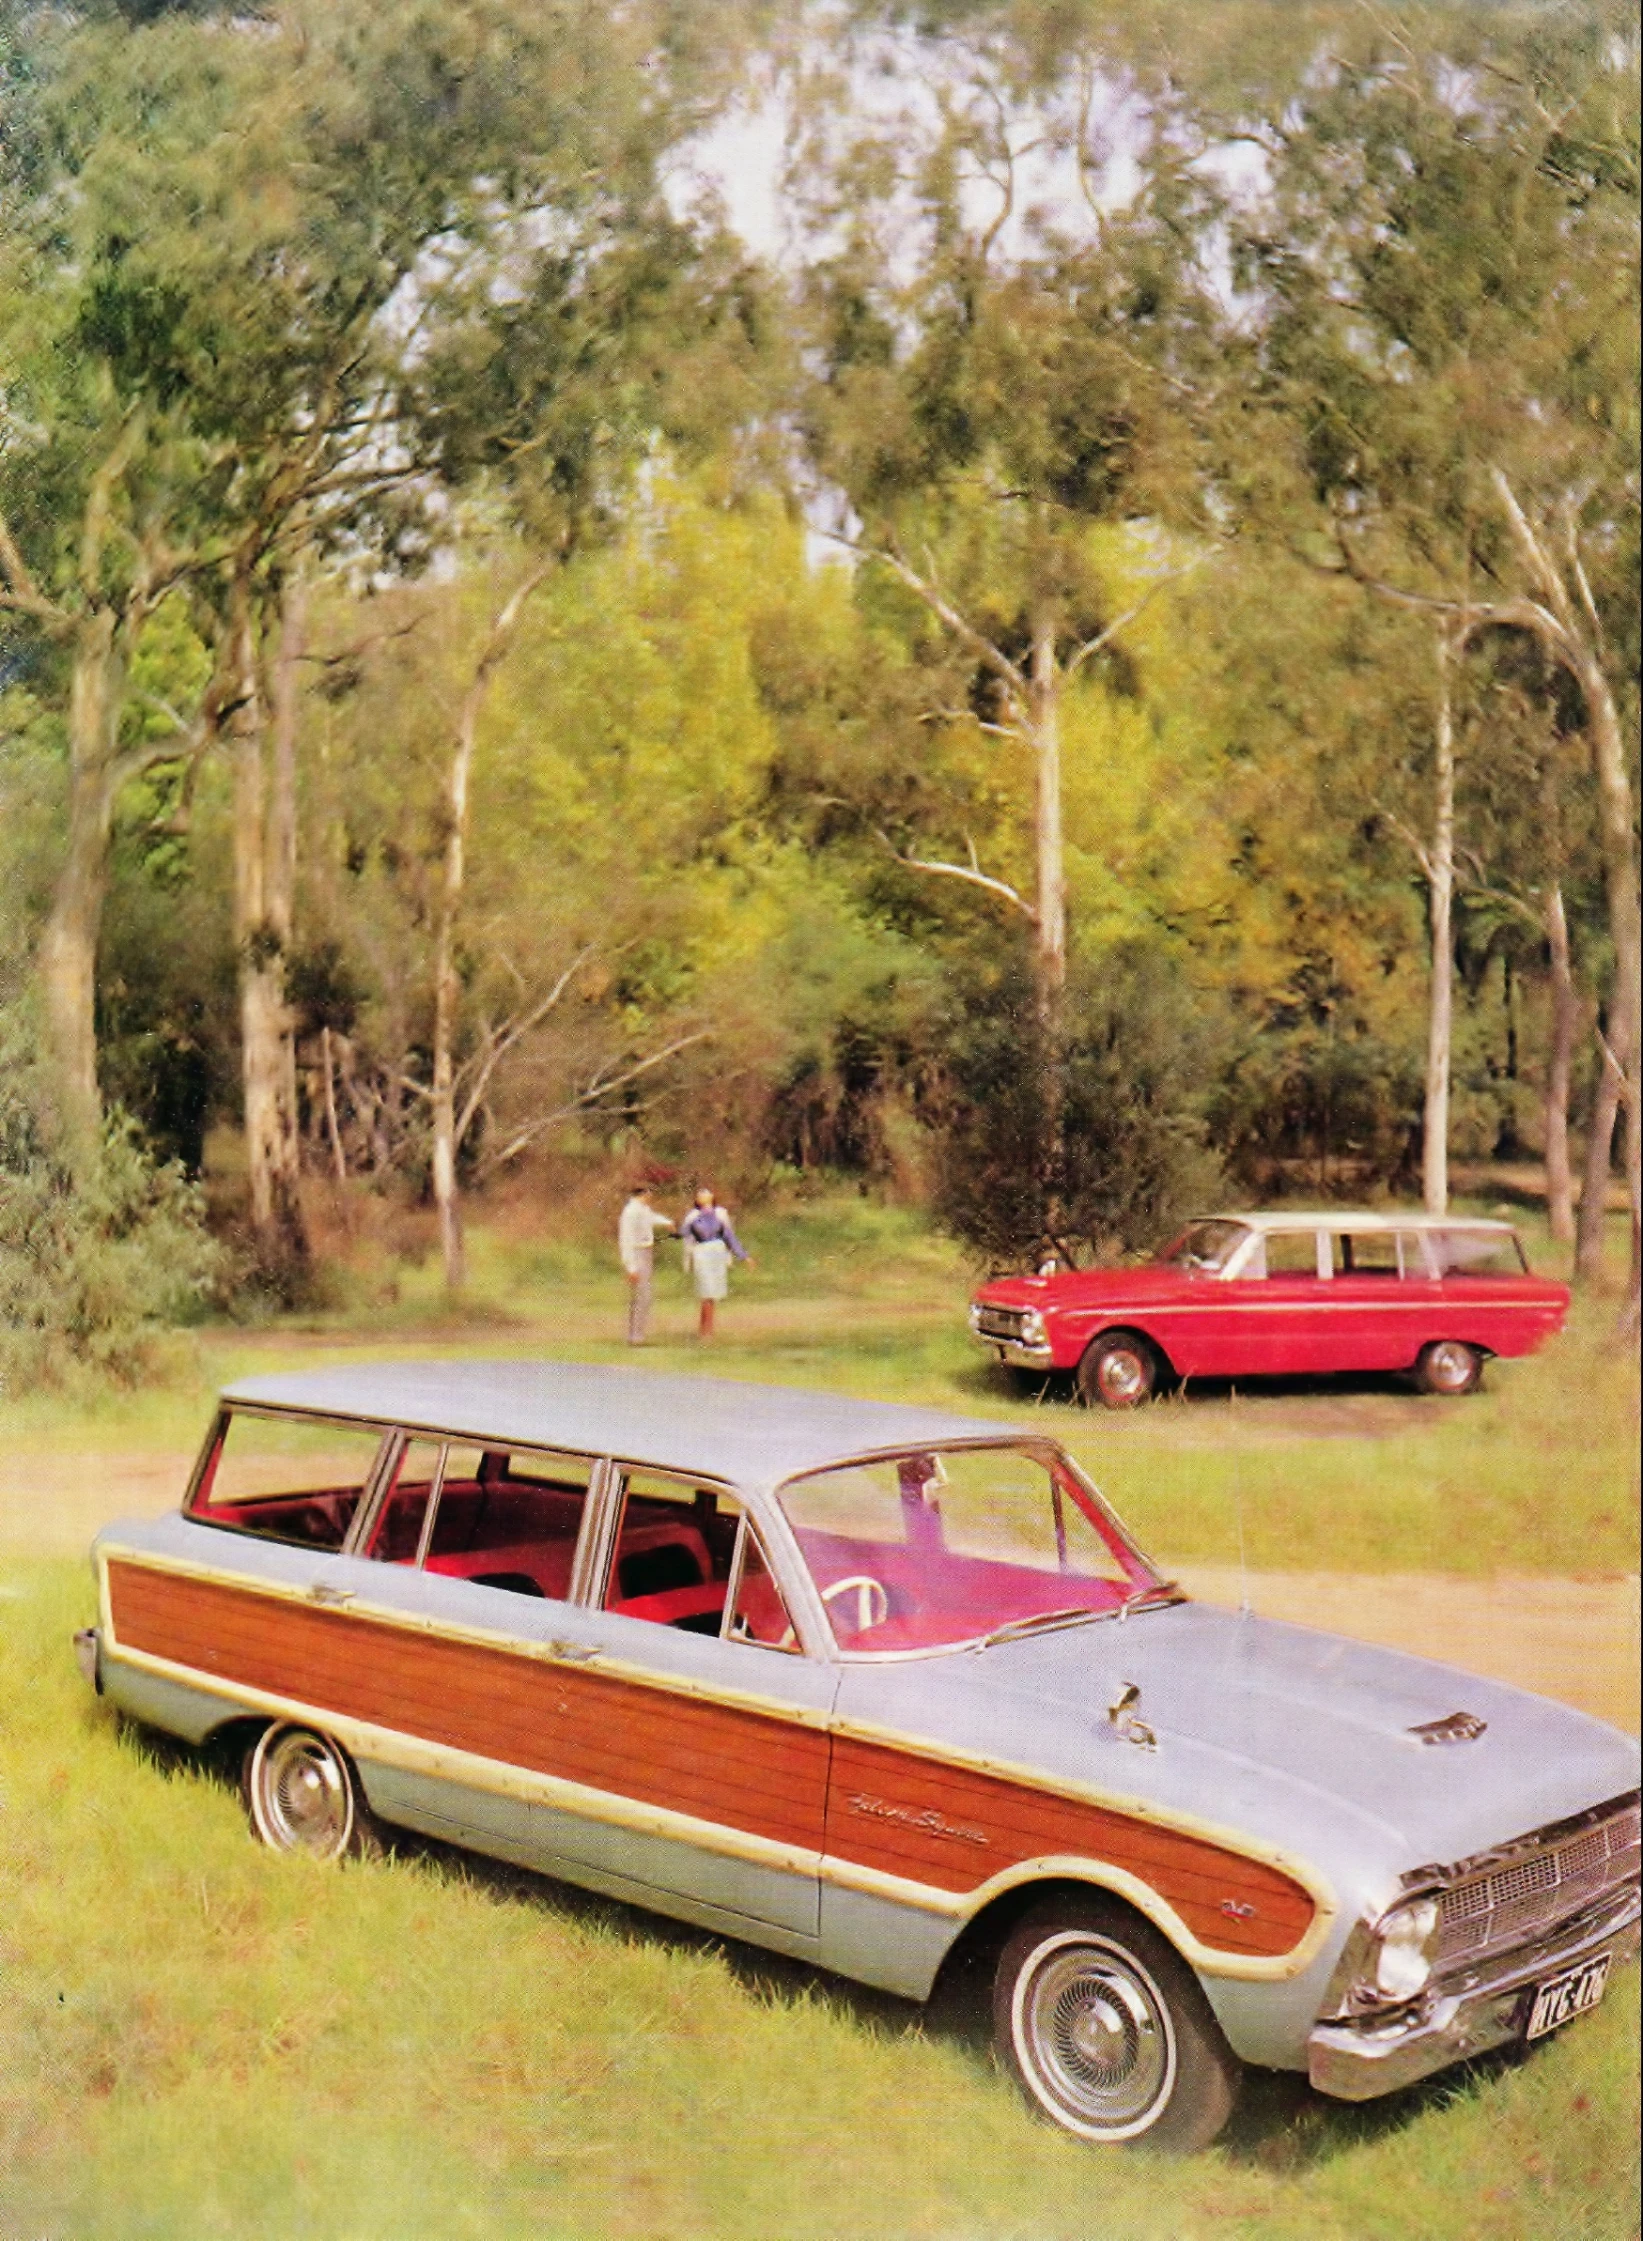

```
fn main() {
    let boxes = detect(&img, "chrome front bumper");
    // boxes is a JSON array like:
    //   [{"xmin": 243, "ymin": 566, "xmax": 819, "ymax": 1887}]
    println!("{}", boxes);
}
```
[
  {"xmin": 1307, "ymin": 1883, "xmax": 1640, "ymax": 2101},
  {"xmin": 976, "ymin": 1337, "xmax": 1055, "ymax": 1370}
]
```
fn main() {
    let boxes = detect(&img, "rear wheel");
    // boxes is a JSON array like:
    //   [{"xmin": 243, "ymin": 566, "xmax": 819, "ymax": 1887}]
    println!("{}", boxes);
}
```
[
  {"xmin": 1415, "ymin": 1340, "xmax": 1483, "ymax": 1396},
  {"xmin": 244, "ymin": 1723, "xmax": 374, "ymax": 1860},
  {"xmin": 1077, "ymin": 1334, "xmax": 1157, "ymax": 1410},
  {"xmin": 994, "ymin": 1898, "xmax": 1240, "ymax": 2151}
]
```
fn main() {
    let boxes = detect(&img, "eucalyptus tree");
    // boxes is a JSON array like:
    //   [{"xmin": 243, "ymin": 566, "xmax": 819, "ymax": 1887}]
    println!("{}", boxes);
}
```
[
  {"xmin": 2, "ymin": 0, "xmax": 757, "ymax": 1265},
  {"xmin": 402, "ymin": 175, "xmax": 768, "ymax": 1287},
  {"xmin": 1235, "ymin": 7, "xmax": 1639, "ymax": 1296},
  {"xmin": 0, "ymin": 8, "xmax": 234, "ymax": 1166},
  {"xmin": 790, "ymin": 10, "xmax": 1232, "ymax": 1248}
]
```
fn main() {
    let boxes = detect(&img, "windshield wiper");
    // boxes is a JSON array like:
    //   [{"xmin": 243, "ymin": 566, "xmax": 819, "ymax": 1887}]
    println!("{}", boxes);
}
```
[
  {"xmin": 1115, "ymin": 1580, "xmax": 1185, "ymax": 1620},
  {"xmin": 972, "ymin": 1605, "xmax": 1107, "ymax": 1651}
]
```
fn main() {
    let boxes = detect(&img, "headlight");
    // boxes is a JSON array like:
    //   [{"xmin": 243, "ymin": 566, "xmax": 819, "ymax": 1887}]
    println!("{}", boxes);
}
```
[
  {"xmin": 1020, "ymin": 1310, "xmax": 1048, "ymax": 1346},
  {"xmin": 1371, "ymin": 1897, "xmax": 1440, "ymax": 2000}
]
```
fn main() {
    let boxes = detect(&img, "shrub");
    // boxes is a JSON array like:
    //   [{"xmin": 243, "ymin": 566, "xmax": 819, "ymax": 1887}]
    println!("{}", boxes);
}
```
[
  {"xmin": 929, "ymin": 947, "xmax": 1224, "ymax": 1271},
  {"xmin": 0, "ymin": 1092, "xmax": 224, "ymax": 1387}
]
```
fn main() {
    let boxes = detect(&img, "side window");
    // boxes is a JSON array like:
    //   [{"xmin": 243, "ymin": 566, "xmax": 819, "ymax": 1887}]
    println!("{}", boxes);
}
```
[
  {"xmin": 1431, "ymin": 1229, "xmax": 1525, "ymax": 1277},
  {"xmin": 188, "ymin": 1412, "xmax": 388, "ymax": 1549},
  {"xmin": 1265, "ymin": 1231, "xmax": 1324, "ymax": 1278},
  {"xmin": 604, "ymin": 1472, "xmax": 742, "ymax": 1634},
  {"xmin": 1334, "ymin": 1232, "xmax": 1401, "ymax": 1276},
  {"xmin": 422, "ymin": 1448, "xmax": 595, "ymax": 1601},
  {"xmin": 364, "ymin": 1441, "xmax": 484, "ymax": 1565},
  {"xmin": 727, "ymin": 1525, "xmax": 799, "ymax": 1651}
]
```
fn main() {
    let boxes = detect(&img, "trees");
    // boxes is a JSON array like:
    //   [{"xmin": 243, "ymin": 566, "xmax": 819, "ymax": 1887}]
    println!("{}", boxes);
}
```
[
  {"xmin": 0, "ymin": 8, "xmax": 226, "ymax": 1164},
  {"xmin": 3, "ymin": 0, "xmax": 759, "ymax": 1260},
  {"xmin": 1237, "ymin": 9, "xmax": 1639, "ymax": 1295},
  {"xmin": 791, "ymin": 10, "xmax": 1228, "ymax": 1245}
]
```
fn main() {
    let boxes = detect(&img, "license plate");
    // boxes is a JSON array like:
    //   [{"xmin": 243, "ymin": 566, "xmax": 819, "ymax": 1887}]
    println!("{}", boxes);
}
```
[{"xmin": 1523, "ymin": 1954, "xmax": 1611, "ymax": 2042}]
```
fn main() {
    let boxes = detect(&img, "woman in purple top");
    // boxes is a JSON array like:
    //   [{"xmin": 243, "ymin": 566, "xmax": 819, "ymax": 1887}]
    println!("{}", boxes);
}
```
[{"xmin": 679, "ymin": 1187, "xmax": 750, "ymax": 1338}]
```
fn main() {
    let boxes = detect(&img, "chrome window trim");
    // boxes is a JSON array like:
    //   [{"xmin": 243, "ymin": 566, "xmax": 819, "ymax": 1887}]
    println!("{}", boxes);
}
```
[{"xmin": 184, "ymin": 1404, "xmax": 399, "ymax": 1554}]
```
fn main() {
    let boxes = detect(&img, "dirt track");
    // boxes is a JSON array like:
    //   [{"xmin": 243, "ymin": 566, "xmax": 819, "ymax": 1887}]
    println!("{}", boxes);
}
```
[{"xmin": 6, "ymin": 1449, "xmax": 1637, "ymax": 1736}]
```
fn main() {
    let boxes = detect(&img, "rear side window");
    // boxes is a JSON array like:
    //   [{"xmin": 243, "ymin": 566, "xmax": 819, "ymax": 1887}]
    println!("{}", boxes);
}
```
[
  {"xmin": 1431, "ymin": 1229, "xmax": 1528, "ymax": 1277},
  {"xmin": 188, "ymin": 1412, "xmax": 388, "ymax": 1550},
  {"xmin": 1332, "ymin": 1231, "xmax": 1405, "ymax": 1276},
  {"xmin": 419, "ymin": 1448, "xmax": 596, "ymax": 1601}
]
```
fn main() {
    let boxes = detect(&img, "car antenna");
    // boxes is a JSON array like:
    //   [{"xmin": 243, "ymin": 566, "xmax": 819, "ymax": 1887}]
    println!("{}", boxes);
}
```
[{"xmin": 1231, "ymin": 1386, "xmax": 1251, "ymax": 1620}]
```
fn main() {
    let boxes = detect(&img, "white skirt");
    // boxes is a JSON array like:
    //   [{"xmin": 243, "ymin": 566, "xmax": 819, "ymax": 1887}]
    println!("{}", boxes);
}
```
[{"xmin": 687, "ymin": 1237, "xmax": 731, "ymax": 1301}]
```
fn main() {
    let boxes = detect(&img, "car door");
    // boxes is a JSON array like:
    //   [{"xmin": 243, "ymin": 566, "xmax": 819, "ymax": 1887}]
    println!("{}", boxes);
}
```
[
  {"xmin": 1202, "ymin": 1227, "xmax": 1330, "ymax": 1377},
  {"xmin": 1316, "ymin": 1229, "xmax": 1424, "ymax": 1373},
  {"xmin": 522, "ymin": 1469, "xmax": 834, "ymax": 1938},
  {"xmin": 318, "ymin": 1435, "xmax": 610, "ymax": 1860}
]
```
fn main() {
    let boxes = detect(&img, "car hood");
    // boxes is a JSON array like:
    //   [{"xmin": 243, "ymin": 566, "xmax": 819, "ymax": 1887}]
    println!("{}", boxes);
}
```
[
  {"xmin": 845, "ymin": 1601, "xmax": 1639, "ymax": 1899},
  {"xmin": 975, "ymin": 1266, "xmax": 1205, "ymax": 1306}
]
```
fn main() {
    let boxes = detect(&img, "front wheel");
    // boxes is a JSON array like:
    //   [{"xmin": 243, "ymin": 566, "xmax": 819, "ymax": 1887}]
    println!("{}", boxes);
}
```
[
  {"xmin": 1077, "ymin": 1335, "xmax": 1157, "ymax": 1410},
  {"xmin": 993, "ymin": 1899, "xmax": 1240, "ymax": 2151},
  {"xmin": 1414, "ymin": 1339, "xmax": 1483, "ymax": 1396},
  {"xmin": 244, "ymin": 1722, "xmax": 374, "ymax": 1860}
]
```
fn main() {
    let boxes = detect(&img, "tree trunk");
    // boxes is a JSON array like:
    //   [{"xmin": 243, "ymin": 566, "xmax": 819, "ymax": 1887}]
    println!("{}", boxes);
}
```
[
  {"xmin": 1488, "ymin": 474, "xmax": 1639, "ymax": 1321},
  {"xmin": 1575, "ymin": 1007, "xmax": 1624, "ymax": 1282},
  {"xmin": 1576, "ymin": 658, "xmax": 1642, "ymax": 1325},
  {"xmin": 1422, "ymin": 627, "xmax": 1457, "ymax": 1216},
  {"xmin": 320, "ymin": 1025, "xmax": 348, "ymax": 1183},
  {"xmin": 1028, "ymin": 605, "xmax": 1067, "ymax": 1240},
  {"xmin": 231, "ymin": 579, "xmax": 307, "ymax": 1267},
  {"xmin": 430, "ymin": 565, "xmax": 551, "ymax": 1292},
  {"xmin": 38, "ymin": 609, "xmax": 124, "ymax": 1167},
  {"xmin": 1542, "ymin": 883, "xmax": 1576, "ymax": 1245}
]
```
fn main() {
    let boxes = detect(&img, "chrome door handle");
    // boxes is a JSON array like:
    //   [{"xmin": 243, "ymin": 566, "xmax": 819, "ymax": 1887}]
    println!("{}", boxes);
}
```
[{"xmin": 308, "ymin": 1583, "xmax": 356, "ymax": 1607}]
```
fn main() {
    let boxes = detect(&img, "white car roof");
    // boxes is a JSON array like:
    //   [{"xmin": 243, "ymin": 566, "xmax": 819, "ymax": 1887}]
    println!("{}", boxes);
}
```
[
  {"xmin": 219, "ymin": 1362, "xmax": 1018, "ymax": 1492},
  {"xmin": 1195, "ymin": 1211, "xmax": 1517, "ymax": 1236}
]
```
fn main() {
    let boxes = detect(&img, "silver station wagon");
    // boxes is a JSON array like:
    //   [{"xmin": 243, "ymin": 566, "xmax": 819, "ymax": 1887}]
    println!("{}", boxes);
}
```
[{"xmin": 78, "ymin": 1363, "xmax": 1640, "ymax": 2150}]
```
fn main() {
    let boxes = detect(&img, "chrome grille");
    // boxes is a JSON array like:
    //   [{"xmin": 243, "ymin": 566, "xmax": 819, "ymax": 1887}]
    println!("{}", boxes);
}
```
[
  {"xmin": 975, "ymin": 1307, "xmax": 1028, "ymax": 1342},
  {"xmin": 1436, "ymin": 1801, "xmax": 1641, "ymax": 1966}
]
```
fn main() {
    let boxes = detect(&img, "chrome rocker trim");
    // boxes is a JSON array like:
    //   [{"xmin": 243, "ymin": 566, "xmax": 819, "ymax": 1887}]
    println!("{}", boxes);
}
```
[{"xmin": 1307, "ymin": 1881, "xmax": 1640, "ymax": 2101}]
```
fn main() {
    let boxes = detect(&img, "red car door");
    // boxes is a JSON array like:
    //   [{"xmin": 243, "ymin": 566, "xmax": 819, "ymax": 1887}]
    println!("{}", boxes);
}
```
[
  {"xmin": 1303, "ymin": 1228, "xmax": 1427, "ymax": 1374},
  {"xmin": 1206, "ymin": 1228, "xmax": 1331, "ymax": 1377}
]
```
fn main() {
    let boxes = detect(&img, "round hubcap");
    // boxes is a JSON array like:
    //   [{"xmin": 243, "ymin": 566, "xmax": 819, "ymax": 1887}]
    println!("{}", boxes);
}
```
[
  {"xmin": 1100, "ymin": 1351, "xmax": 1146, "ymax": 1403},
  {"xmin": 257, "ymin": 1730, "xmax": 353, "ymax": 1856},
  {"xmin": 1017, "ymin": 1937, "xmax": 1175, "ymax": 2136},
  {"xmin": 1427, "ymin": 1343, "xmax": 1474, "ymax": 1393}
]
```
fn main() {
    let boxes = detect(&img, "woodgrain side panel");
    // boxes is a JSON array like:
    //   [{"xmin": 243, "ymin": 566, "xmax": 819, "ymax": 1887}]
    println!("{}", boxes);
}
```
[
  {"xmin": 107, "ymin": 1562, "xmax": 827, "ymax": 1850},
  {"xmin": 826, "ymin": 1736, "xmax": 1314, "ymax": 1957}
]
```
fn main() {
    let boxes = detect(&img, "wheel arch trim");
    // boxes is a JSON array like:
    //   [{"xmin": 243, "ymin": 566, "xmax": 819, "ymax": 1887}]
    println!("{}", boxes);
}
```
[
  {"xmin": 1077, "ymin": 1325, "xmax": 1177, "ymax": 1381},
  {"xmin": 925, "ymin": 1855, "xmax": 1336, "ymax": 1982}
]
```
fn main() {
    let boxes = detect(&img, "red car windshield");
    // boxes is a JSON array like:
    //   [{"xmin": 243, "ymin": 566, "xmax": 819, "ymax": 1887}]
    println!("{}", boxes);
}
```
[{"xmin": 778, "ymin": 1444, "xmax": 1166, "ymax": 1654}]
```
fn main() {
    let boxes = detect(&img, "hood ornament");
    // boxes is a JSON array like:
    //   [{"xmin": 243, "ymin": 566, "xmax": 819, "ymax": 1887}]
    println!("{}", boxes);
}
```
[
  {"xmin": 1409, "ymin": 1710, "xmax": 1488, "ymax": 1746},
  {"xmin": 1108, "ymin": 1681, "xmax": 1157, "ymax": 1751}
]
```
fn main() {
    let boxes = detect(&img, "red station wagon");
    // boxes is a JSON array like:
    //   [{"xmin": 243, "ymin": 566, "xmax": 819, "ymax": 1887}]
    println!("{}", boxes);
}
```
[{"xmin": 969, "ymin": 1212, "xmax": 1571, "ymax": 1408}]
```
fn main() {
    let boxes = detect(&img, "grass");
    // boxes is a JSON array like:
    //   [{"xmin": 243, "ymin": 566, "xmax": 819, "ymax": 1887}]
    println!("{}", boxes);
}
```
[
  {"xmin": 1, "ymin": 1187, "xmax": 1638, "ymax": 2238},
  {"xmin": 0, "ymin": 1565, "xmax": 1637, "ymax": 2241}
]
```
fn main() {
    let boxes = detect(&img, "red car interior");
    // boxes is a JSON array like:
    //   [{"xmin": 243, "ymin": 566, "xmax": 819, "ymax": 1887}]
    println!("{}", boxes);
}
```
[{"xmin": 794, "ymin": 1527, "xmax": 1131, "ymax": 1651}]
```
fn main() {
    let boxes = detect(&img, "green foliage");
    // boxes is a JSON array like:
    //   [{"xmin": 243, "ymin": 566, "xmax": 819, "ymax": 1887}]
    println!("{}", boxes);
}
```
[
  {"xmin": 930, "ymin": 946, "xmax": 1224, "ymax": 1266},
  {"xmin": 0, "ymin": 1073, "xmax": 222, "ymax": 1387}
]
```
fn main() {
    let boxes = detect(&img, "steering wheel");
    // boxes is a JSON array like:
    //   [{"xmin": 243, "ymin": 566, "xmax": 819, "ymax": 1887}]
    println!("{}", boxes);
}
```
[{"xmin": 821, "ymin": 1573, "xmax": 891, "ymax": 1634}]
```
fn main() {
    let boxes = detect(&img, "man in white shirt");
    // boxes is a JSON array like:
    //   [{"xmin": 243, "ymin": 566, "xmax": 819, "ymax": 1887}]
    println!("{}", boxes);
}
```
[{"xmin": 617, "ymin": 1184, "xmax": 674, "ymax": 1344}]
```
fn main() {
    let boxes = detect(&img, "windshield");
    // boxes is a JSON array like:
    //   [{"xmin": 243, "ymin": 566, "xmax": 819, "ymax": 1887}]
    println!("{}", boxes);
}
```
[
  {"xmin": 777, "ymin": 1444, "xmax": 1165, "ymax": 1654},
  {"xmin": 1155, "ymin": 1220, "xmax": 1248, "ymax": 1273}
]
